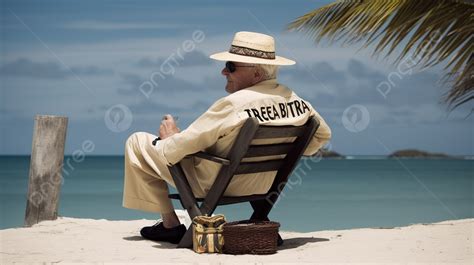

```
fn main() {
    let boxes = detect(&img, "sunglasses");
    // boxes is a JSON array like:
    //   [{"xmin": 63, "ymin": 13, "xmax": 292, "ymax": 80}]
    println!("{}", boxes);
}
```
[{"xmin": 225, "ymin": 61, "xmax": 254, "ymax": 73}]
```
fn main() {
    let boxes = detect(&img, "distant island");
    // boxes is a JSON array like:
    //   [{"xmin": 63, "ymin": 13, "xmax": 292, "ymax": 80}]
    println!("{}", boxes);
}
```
[
  {"xmin": 388, "ymin": 149, "xmax": 450, "ymax": 158},
  {"xmin": 310, "ymin": 149, "xmax": 457, "ymax": 159},
  {"xmin": 316, "ymin": 149, "xmax": 345, "ymax": 158}
]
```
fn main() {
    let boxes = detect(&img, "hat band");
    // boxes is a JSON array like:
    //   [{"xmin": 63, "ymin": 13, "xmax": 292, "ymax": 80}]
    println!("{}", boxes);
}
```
[{"xmin": 229, "ymin": 45, "xmax": 275, "ymax": 60}]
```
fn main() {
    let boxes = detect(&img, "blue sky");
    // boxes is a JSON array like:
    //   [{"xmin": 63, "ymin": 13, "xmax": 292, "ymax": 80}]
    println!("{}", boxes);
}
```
[{"xmin": 1, "ymin": 0, "xmax": 472, "ymax": 156}]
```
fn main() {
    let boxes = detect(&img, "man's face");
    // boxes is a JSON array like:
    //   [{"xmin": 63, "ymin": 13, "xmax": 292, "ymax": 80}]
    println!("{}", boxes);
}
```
[{"xmin": 221, "ymin": 62, "xmax": 258, "ymax": 94}]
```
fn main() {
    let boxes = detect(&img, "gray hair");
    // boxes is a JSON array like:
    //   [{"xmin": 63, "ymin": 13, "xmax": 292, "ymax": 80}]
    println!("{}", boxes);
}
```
[{"xmin": 255, "ymin": 64, "xmax": 279, "ymax": 80}]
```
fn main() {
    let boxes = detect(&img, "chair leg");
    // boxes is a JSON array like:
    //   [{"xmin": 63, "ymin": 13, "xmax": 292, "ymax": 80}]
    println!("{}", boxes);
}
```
[
  {"xmin": 177, "ymin": 227, "xmax": 194, "ymax": 248},
  {"xmin": 176, "ymin": 203, "xmax": 204, "ymax": 249},
  {"xmin": 168, "ymin": 165, "xmax": 203, "ymax": 248},
  {"xmin": 249, "ymin": 200, "xmax": 273, "ymax": 220},
  {"xmin": 176, "ymin": 204, "xmax": 202, "ymax": 248}
]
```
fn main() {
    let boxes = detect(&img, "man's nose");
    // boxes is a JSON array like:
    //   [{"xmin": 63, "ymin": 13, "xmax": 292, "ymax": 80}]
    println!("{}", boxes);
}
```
[{"xmin": 221, "ymin": 67, "xmax": 229, "ymax": 76}]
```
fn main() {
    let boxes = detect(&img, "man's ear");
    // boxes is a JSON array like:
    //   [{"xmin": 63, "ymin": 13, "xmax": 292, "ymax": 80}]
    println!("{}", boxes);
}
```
[{"xmin": 254, "ymin": 68, "xmax": 263, "ymax": 82}]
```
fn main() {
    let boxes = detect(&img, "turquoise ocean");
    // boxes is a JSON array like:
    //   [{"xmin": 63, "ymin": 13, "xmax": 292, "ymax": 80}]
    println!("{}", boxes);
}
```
[{"xmin": 1, "ymin": 156, "xmax": 472, "ymax": 232}]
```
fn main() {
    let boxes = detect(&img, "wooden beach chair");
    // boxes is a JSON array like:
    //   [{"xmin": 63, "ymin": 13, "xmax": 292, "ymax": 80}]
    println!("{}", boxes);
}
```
[{"xmin": 167, "ymin": 116, "xmax": 320, "ymax": 248}]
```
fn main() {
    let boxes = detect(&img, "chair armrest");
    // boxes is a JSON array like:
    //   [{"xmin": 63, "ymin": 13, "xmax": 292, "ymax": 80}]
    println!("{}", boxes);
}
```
[{"xmin": 187, "ymin": 151, "xmax": 230, "ymax": 165}]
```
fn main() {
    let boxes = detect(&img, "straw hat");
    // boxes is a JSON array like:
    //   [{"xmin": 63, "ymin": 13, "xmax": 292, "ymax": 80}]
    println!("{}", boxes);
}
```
[{"xmin": 210, "ymin": 31, "xmax": 295, "ymax": 66}]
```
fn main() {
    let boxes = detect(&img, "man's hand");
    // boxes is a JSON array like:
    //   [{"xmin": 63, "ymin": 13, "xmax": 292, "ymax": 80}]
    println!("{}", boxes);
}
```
[{"xmin": 159, "ymin": 114, "xmax": 180, "ymax": 139}]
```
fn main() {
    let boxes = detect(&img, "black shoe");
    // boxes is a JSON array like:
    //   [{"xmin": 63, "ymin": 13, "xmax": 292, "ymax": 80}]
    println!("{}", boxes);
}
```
[{"xmin": 140, "ymin": 222, "xmax": 186, "ymax": 244}]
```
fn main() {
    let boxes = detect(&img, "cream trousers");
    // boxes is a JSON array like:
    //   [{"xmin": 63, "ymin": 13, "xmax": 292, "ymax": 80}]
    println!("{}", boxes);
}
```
[{"xmin": 122, "ymin": 132, "xmax": 179, "ymax": 214}]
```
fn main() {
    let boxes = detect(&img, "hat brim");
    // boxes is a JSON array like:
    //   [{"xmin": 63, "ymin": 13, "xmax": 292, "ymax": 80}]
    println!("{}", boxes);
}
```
[{"xmin": 210, "ymin": 51, "xmax": 295, "ymax": 66}]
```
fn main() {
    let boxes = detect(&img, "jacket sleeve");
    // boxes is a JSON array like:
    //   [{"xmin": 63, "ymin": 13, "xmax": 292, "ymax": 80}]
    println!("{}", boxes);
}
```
[
  {"xmin": 303, "ymin": 106, "xmax": 332, "ymax": 156},
  {"xmin": 155, "ymin": 98, "xmax": 241, "ymax": 165}
]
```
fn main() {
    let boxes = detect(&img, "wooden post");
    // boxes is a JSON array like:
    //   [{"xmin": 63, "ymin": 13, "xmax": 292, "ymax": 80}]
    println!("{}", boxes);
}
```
[{"xmin": 25, "ymin": 115, "xmax": 68, "ymax": 227}]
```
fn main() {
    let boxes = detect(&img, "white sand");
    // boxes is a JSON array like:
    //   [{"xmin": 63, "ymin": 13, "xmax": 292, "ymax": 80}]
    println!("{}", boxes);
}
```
[{"xmin": 1, "ymin": 211, "xmax": 472, "ymax": 264}]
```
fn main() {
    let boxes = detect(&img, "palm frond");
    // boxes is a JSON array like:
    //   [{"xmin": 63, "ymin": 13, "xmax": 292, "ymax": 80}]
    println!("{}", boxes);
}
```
[{"xmin": 288, "ymin": 0, "xmax": 474, "ymax": 109}]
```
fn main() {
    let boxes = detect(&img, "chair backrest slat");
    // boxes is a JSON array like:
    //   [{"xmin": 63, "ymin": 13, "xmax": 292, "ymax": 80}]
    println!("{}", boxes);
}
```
[
  {"xmin": 253, "ymin": 125, "xmax": 306, "ymax": 139},
  {"xmin": 200, "ymin": 116, "xmax": 320, "ymax": 216},
  {"xmin": 244, "ymin": 143, "xmax": 294, "ymax": 158},
  {"xmin": 235, "ymin": 159, "xmax": 284, "ymax": 175}
]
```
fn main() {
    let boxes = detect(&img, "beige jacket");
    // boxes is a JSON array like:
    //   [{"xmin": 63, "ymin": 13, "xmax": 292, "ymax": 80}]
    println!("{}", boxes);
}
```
[{"xmin": 155, "ymin": 79, "xmax": 331, "ymax": 197}]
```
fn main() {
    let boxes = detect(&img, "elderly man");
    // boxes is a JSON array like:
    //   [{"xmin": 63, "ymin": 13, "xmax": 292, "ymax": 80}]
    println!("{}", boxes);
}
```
[{"xmin": 123, "ymin": 31, "xmax": 331, "ymax": 244}]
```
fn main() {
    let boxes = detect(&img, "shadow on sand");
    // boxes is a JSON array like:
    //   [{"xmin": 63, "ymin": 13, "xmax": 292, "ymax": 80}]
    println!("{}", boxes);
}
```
[
  {"xmin": 123, "ymin": 236, "xmax": 178, "ymax": 249},
  {"xmin": 278, "ymin": 237, "xmax": 329, "ymax": 250},
  {"xmin": 123, "ymin": 236, "xmax": 144, "ymax": 241},
  {"xmin": 123, "ymin": 236, "xmax": 330, "ymax": 250}
]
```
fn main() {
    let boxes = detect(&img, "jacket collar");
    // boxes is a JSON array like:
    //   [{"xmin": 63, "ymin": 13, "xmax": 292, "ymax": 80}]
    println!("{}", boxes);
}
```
[{"xmin": 245, "ymin": 79, "xmax": 291, "ymax": 97}]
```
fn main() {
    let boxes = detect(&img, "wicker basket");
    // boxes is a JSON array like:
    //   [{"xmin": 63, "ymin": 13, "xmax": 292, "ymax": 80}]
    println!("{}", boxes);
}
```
[{"xmin": 223, "ymin": 220, "xmax": 280, "ymax": 255}]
